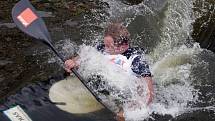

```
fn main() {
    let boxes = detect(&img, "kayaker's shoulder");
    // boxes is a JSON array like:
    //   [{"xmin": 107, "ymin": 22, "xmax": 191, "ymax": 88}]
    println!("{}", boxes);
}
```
[{"xmin": 122, "ymin": 46, "xmax": 145, "ymax": 59}]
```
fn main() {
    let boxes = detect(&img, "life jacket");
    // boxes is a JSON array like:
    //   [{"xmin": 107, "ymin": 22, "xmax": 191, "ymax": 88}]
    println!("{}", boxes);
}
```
[
  {"xmin": 105, "ymin": 54, "xmax": 139, "ymax": 75},
  {"xmin": 97, "ymin": 44, "xmax": 151, "ymax": 77}
]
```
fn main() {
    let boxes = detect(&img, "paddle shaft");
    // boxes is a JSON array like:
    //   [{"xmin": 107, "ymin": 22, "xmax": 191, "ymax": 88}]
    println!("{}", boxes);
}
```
[{"xmin": 44, "ymin": 40, "xmax": 112, "ymax": 112}]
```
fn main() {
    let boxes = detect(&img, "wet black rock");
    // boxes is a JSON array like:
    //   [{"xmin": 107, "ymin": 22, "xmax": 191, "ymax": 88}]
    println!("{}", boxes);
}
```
[
  {"xmin": 0, "ymin": 60, "xmax": 13, "ymax": 66},
  {"xmin": 121, "ymin": 0, "xmax": 144, "ymax": 5},
  {"xmin": 192, "ymin": 0, "xmax": 215, "ymax": 52},
  {"xmin": 0, "ymin": 23, "xmax": 16, "ymax": 28}
]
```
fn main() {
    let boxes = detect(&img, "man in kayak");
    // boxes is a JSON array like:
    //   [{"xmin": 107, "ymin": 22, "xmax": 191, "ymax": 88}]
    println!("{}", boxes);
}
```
[{"xmin": 65, "ymin": 23, "xmax": 154, "ymax": 121}]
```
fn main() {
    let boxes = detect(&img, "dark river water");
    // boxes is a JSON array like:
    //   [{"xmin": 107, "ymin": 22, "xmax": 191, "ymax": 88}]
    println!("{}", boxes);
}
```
[{"xmin": 0, "ymin": 0, "xmax": 215, "ymax": 121}]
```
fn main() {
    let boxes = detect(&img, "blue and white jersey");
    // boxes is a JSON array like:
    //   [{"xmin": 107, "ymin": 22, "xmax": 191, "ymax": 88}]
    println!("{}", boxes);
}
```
[{"xmin": 97, "ymin": 44, "xmax": 152, "ymax": 77}]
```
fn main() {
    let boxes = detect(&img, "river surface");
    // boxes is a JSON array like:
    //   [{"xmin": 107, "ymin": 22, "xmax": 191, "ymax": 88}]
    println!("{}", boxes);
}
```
[{"xmin": 0, "ymin": 0, "xmax": 215, "ymax": 121}]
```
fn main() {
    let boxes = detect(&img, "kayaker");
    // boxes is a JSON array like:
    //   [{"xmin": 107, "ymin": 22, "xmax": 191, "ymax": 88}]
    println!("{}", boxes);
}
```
[{"xmin": 65, "ymin": 23, "xmax": 154, "ymax": 121}]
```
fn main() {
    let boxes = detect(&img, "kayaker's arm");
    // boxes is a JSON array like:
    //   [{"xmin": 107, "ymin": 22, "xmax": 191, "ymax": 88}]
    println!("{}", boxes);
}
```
[{"xmin": 143, "ymin": 76, "xmax": 154, "ymax": 105}]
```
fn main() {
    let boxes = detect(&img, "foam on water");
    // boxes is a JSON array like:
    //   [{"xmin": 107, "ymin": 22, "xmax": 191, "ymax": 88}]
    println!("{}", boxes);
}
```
[
  {"xmin": 151, "ymin": 0, "xmax": 195, "ymax": 61},
  {"xmin": 53, "ymin": 0, "xmax": 215, "ymax": 120},
  {"xmin": 75, "ymin": 42, "xmax": 213, "ymax": 121},
  {"xmin": 151, "ymin": 44, "xmax": 202, "ymax": 113},
  {"xmin": 75, "ymin": 43, "xmax": 205, "ymax": 121},
  {"xmin": 76, "ymin": 0, "xmax": 213, "ymax": 120},
  {"xmin": 78, "ymin": 45, "xmax": 146, "ymax": 92},
  {"xmin": 77, "ymin": 45, "xmax": 149, "ymax": 113}
]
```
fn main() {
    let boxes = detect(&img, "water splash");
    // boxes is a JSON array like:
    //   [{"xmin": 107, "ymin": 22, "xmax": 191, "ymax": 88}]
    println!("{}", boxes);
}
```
[
  {"xmin": 54, "ymin": 0, "xmax": 215, "ymax": 120},
  {"xmin": 75, "ymin": 43, "xmax": 203, "ymax": 121},
  {"xmin": 77, "ymin": 45, "xmax": 149, "ymax": 113},
  {"xmin": 152, "ymin": 0, "xmax": 196, "ymax": 61}
]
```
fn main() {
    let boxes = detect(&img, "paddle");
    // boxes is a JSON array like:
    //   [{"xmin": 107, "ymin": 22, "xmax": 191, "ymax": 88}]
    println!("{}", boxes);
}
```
[{"xmin": 12, "ymin": 0, "xmax": 111, "ymax": 112}]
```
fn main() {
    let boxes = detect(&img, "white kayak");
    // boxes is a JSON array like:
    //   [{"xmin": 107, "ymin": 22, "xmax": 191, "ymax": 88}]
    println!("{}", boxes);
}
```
[{"xmin": 49, "ymin": 76, "xmax": 104, "ymax": 114}]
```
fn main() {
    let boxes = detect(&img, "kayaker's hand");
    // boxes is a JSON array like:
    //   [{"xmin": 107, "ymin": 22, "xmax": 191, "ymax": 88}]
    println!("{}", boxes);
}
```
[
  {"xmin": 116, "ymin": 109, "xmax": 125, "ymax": 121},
  {"xmin": 147, "ymin": 91, "xmax": 154, "ymax": 105},
  {"xmin": 64, "ymin": 59, "xmax": 78, "ymax": 73},
  {"xmin": 144, "ymin": 77, "xmax": 154, "ymax": 105}
]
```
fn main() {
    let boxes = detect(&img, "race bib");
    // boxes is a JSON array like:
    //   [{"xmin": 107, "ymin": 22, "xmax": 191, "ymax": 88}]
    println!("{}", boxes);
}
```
[{"xmin": 3, "ymin": 105, "xmax": 32, "ymax": 121}]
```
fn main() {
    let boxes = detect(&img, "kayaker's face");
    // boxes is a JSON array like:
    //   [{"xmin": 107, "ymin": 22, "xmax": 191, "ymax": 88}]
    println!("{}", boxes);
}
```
[{"xmin": 104, "ymin": 36, "xmax": 128, "ymax": 54}]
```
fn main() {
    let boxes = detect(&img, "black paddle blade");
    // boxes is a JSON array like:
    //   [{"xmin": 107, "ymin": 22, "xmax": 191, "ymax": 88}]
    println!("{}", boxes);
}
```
[{"xmin": 12, "ymin": 0, "xmax": 52, "ymax": 43}]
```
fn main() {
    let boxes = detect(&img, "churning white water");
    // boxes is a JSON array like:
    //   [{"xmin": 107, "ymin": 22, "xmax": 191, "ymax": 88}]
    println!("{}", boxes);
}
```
[
  {"xmin": 54, "ymin": 0, "xmax": 215, "ymax": 120},
  {"xmin": 77, "ymin": 45, "xmax": 149, "ymax": 116},
  {"xmin": 75, "ymin": 43, "xmax": 203, "ymax": 120}
]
